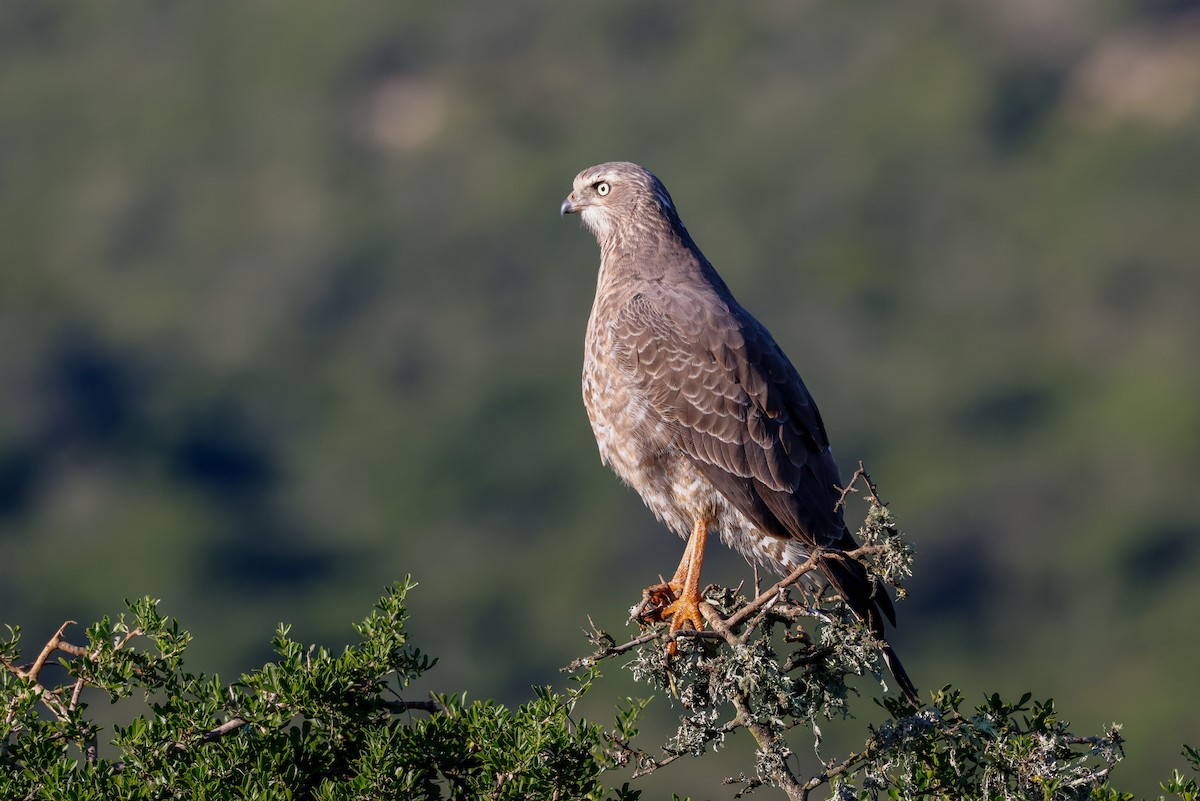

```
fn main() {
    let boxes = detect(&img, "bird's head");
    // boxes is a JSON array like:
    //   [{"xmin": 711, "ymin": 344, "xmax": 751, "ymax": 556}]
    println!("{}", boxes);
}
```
[{"xmin": 560, "ymin": 162, "xmax": 682, "ymax": 246}]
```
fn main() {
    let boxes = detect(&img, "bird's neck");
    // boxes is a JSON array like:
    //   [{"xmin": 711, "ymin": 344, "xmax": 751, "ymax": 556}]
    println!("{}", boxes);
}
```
[{"xmin": 597, "ymin": 221, "xmax": 707, "ymax": 285}]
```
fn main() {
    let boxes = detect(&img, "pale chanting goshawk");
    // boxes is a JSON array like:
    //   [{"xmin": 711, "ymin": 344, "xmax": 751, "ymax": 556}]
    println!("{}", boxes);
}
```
[{"xmin": 561, "ymin": 161, "xmax": 917, "ymax": 705}]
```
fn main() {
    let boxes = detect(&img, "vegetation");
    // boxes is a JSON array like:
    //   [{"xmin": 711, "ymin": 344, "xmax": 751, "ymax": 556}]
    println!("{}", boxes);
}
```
[
  {"xmin": 4, "ymin": 489, "xmax": 1196, "ymax": 799},
  {"xmin": 2, "ymin": 579, "xmax": 638, "ymax": 800}
]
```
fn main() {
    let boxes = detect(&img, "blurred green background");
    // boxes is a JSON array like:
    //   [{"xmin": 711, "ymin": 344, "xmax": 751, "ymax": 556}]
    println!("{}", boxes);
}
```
[{"xmin": 1, "ymin": 2, "xmax": 1198, "ymax": 797}]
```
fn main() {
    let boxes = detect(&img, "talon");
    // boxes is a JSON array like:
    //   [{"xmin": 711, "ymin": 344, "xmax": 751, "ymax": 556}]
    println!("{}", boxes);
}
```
[
  {"xmin": 662, "ymin": 591, "xmax": 707, "ymax": 656},
  {"xmin": 637, "ymin": 582, "xmax": 681, "ymax": 624}
]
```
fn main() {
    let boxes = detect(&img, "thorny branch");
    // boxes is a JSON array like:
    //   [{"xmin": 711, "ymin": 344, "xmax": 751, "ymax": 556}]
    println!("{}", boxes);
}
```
[
  {"xmin": 569, "ymin": 588, "xmax": 872, "ymax": 799},
  {"xmin": 834, "ymin": 460, "xmax": 885, "ymax": 512}
]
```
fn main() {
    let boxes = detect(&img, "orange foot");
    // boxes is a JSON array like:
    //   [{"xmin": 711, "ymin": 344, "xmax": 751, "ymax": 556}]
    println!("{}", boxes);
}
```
[
  {"xmin": 637, "ymin": 580, "xmax": 708, "ymax": 655},
  {"xmin": 661, "ymin": 589, "xmax": 706, "ymax": 655},
  {"xmin": 637, "ymin": 581, "xmax": 680, "ymax": 624}
]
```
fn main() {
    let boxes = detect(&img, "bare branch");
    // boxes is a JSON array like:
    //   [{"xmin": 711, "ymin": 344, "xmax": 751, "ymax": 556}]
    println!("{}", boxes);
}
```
[
  {"xmin": 198, "ymin": 716, "xmax": 249, "ymax": 744},
  {"xmin": 562, "ymin": 629, "xmax": 660, "ymax": 673},
  {"xmin": 834, "ymin": 460, "xmax": 885, "ymax": 512},
  {"xmin": 29, "ymin": 620, "xmax": 77, "ymax": 681},
  {"xmin": 1, "ymin": 621, "xmax": 85, "ymax": 724}
]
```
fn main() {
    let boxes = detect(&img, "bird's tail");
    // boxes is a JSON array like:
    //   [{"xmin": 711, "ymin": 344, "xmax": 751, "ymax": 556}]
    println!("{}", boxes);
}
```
[
  {"xmin": 879, "ymin": 640, "xmax": 920, "ymax": 708},
  {"xmin": 821, "ymin": 557, "xmax": 920, "ymax": 708}
]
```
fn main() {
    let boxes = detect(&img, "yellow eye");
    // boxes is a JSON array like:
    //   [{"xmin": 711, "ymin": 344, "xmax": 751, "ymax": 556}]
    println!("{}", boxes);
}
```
[{"xmin": 595, "ymin": 181, "xmax": 610, "ymax": 196}]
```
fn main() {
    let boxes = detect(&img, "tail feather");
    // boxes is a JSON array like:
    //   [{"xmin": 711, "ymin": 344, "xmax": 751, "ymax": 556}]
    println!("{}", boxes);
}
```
[
  {"xmin": 880, "ymin": 640, "xmax": 920, "ymax": 707},
  {"xmin": 820, "ymin": 556, "xmax": 919, "ymax": 707}
]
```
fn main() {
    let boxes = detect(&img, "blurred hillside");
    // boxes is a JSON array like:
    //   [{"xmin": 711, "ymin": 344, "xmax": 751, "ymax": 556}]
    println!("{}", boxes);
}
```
[{"xmin": 1, "ymin": 2, "xmax": 1198, "ymax": 797}]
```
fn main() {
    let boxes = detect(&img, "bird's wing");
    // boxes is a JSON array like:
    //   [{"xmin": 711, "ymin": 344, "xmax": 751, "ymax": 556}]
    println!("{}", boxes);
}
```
[
  {"xmin": 610, "ymin": 287, "xmax": 843, "ymax": 544},
  {"xmin": 610, "ymin": 285, "xmax": 896, "ymax": 626}
]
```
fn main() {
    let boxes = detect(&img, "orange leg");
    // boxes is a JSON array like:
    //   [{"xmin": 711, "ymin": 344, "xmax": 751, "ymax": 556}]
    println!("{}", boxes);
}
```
[
  {"xmin": 669, "ymin": 518, "xmax": 705, "ymax": 587},
  {"xmin": 640, "ymin": 518, "xmax": 710, "ymax": 653}
]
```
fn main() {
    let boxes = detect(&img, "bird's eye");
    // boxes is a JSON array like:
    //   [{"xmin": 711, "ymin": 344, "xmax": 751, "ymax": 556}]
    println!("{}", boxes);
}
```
[{"xmin": 595, "ymin": 181, "xmax": 610, "ymax": 196}]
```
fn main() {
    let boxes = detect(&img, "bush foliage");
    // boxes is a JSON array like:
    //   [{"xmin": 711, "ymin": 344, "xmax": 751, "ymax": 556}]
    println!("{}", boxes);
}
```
[
  {"xmin": 3, "ymin": 492, "xmax": 1196, "ymax": 799},
  {"xmin": 0, "ymin": 580, "xmax": 635, "ymax": 800},
  {"xmin": 2, "ymin": 584, "xmax": 1197, "ymax": 800}
]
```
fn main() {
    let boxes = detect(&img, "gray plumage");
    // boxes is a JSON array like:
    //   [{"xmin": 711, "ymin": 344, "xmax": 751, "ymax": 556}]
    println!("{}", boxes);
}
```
[{"xmin": 561, "ymin": 161, "xmax": 917, "ymax": 705}]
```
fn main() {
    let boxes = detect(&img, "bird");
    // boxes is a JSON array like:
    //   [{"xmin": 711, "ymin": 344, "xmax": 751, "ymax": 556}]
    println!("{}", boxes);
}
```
[{"xmin": 561, "ymin": 161, "xmax": 918, "ymax": 705}]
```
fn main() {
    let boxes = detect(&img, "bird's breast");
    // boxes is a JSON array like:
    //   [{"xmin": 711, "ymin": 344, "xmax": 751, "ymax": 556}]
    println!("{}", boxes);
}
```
[{"xmin": 583, "ymin": 316, "xmax": 691, "ymax": 536}]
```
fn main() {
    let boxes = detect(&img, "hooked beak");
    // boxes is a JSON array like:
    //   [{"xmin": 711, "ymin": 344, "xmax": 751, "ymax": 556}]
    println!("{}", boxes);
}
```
[{"xmin": 560, "ymin": 193, "xmax": 582, "ymax": 218}]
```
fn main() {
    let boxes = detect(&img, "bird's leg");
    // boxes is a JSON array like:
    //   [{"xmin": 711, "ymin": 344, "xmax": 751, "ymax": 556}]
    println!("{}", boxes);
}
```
[
  {"xmin": 638, "ymin": 518, "xmax": 710, "ymax": 654},
  {"xmin": 638, "ymin": 520, "xmax": 703, "ymax": 621},
  {"xmin": 669, "ymin": 519, "xmax": 703, "ymax": 587},
  {"xmin": 661, "ymin": 517, "xmax": 709, "ymax": 647}
]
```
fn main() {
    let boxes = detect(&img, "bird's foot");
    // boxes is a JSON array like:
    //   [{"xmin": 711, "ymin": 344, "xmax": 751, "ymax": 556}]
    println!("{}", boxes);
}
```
[
  {"xmin": 635, "ymin": 581, "xmax": 682, "ymax": 625},
  {"xmin": 636, "ymin": 581, "xmax": 707, "ymax": 656}
]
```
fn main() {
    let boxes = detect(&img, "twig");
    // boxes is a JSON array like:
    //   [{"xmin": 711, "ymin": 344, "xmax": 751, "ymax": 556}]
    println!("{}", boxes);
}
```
[
  {"xmin": 562, "ymin": 629, "xmax": 660, "ymax": 672},
  {"xmin": 567, "ymin": 540, "xmax": 887, "ymax": 671},
  {"xmin": 834, "ymin": 461, "xmax": 885, "ymax": 512},
  {"xmin": 1, "ymin": 621, "xmax": 84, "ymax": 724},
  {"xmin": 799, "ymin": 732, "xmax": 884, "ymax": 800},
  {"xmin": 0, "ymin": 665, "xmax": 70, "ymax": 723},
  {"xmin": 383, "ymin": 698, "xmax": 447, "ymax": 714},
  {"xmin": 611, "ymin": 713, "xmax": 744, "ymax": 780},
  {"xmin": 697, "ymin": 601, "xmax": 736, "ymax": 642},
  {"xmin": 724, "ymin": 552, "xmax": 821, "ymax": 631},
  {"xmin": 198, "ymin": 716, "xmax": 249, "ymax": 744},
  {"xmin": 28, "ymin": 621, "xmax": 77, "ymax": 681},
  {"xmin": 736, "ymin": 591, "xmax": 785, "ymax": 645},
  {"xmin": 610, "ymin": 733, "xmax": 687, "ymax": 778}
]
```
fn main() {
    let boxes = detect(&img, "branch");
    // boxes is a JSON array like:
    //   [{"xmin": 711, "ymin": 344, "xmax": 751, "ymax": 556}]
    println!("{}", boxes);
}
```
[
  {"xmin": 730, "ymin": 690, "xmax": 807, "ymax": 801},
  {"xmin": 6, "ymin": 614, "xmax": 447, "ymax": 773},
  {"xmin": 834, "ymin": 460, "xmax": 885, "ymax": 512},
  {"xmin": 198, "ymin": 715, "xmax": 249, "ymax": 744},
  {"xmin": 562, "ymin": 626, "xmax": 661, "ymax": 673},
  {"xmin": 29, "ymin": 621, "xmax": 78, "ymax": 680},
  {"xmin": 382, "ymin": 698, "xmax": 446, "ymax": 715},
  {"xmin": 190, "ymin": 696, "xmax": 445, "ymax": 747},
  {"xmin": 723, "ymin": 552, "xmax": 821, "ymax": 631},
  {"xmin": 799, "ymin": 738, "xmax": 881, "ymax": 800},
  {"xmin": 2, "ymin": 621, "xmax": 82, "ymax": 724}
]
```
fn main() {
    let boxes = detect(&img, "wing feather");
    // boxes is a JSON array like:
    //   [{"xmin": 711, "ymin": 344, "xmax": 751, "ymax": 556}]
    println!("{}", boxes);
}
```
[
  {"xmin": 611, "ymin": 286, "xmax": 897, "ymax": 629},
  {"xmin": 612, "ymin": 289, "xmax": 834, "ymax": 514}
]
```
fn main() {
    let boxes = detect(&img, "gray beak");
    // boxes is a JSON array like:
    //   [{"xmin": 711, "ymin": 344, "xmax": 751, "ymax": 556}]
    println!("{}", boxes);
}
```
[{"xmin": 560, "ymin": 194, "xmax": 579, "ymax": 218}]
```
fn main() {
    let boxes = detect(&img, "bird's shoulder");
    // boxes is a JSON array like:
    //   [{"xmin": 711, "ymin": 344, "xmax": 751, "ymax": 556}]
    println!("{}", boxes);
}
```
[
  {"xmin": 603, "ymin": 281, "xmax": 738, "ymax": 392},
  {"xmin": 606, "ymin": 276, "xmax": 740, "ymax": 351}
]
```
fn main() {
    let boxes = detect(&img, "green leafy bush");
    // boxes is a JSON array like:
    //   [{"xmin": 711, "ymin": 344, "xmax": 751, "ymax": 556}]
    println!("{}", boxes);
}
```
[
  {"xmin": 3, "ymin": 488, "xmax": 1196, "ymax": 799},
  {"xmin": 0, "ymin": 579, "xmax": 635, "ymax": 800}
]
